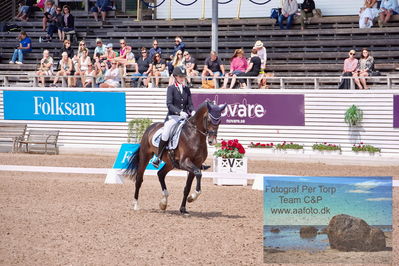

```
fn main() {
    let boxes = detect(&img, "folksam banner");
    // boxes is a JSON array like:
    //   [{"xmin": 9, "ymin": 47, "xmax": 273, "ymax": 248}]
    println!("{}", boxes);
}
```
[
  {"xmin": 192, "ymin": 93, "xmax": 304, "ymax": 126},
  {"xmin": 3, "ymin": 91, "xmax": 126, "ymax": 122},
  {"xmin": 394, "ymin": 95, "xmax": 399, "ymax": 128},
  {"xmin": 105, "ymin": 143, "xmax": 164, "ymax": 184}
]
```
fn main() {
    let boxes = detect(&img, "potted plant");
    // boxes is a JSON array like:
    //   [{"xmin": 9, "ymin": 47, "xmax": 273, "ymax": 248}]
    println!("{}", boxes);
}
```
[
  {"xmin": 275, "ymin": 141, "xmax": 304, "ymax": 154},
  {"xmin": 312, "ymin": 142, "xmax": 342, "ymax": 155},
  {"xmin": 127, "ymin": 118, "xmax": 152, "ymax": 143},
  {"xmin": 249, "ymin": 142, "xmax": 275, "ymax": 153},
  {"xmin": 352, "ymin": 142, "xmax": 381, "ymax": 156},
  {"xmin": 345, "ymin": 105, "xmax": 363, "ymax": 127},
  {"xmin": 213, "ymin": 139, "xmax": 247, "ymax": 186}
]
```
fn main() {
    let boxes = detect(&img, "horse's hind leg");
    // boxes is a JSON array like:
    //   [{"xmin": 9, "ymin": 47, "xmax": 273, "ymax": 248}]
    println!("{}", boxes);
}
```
[
  {"xmin": 132, "ymin": 150, "xmax": 152, "ymax": 211},
  {"xmin": 158, "ymin": 164, "xmax": 173, "ymax": 211}
]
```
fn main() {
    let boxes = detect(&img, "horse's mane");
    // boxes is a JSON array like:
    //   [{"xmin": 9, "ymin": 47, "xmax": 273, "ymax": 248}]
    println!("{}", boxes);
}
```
[{"xmin": 196, "ymin": 101, "xmax": 209, "ymax": 113}]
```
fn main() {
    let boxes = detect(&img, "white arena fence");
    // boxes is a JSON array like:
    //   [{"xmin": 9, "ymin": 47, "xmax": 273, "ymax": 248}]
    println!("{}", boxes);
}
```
[{"xmin": 1, "ymin": 86, "xmax": 399, "ymax": 157}]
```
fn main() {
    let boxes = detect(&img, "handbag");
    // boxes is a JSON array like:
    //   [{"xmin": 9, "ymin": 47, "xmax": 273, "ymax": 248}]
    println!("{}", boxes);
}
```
[{"xmin": 270, "ymin": 8, "xmax": 281, "ymax": 20}]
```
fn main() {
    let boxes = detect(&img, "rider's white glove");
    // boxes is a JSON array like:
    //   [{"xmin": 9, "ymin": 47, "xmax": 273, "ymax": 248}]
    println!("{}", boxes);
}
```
[
  {"xmin": 191, "ymin": 110, "xmax": 196, "ymax": 116},
  {"xmin": 179, "ymin": 111, "xmax": 188, "ymax": 119}
]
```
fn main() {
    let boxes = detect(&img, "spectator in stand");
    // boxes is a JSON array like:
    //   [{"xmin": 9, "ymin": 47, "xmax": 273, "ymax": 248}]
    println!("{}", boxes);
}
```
[
  {"xmin": 359, "ymin": 0, "xmax": 379, "ymax": 28},
  {"xmin": 237, "ymin": 48, "xmax": 261, "ymax": 89},
  {"xmin": 74, "ymin": 48, "xmax": 91, "ymax": 87},
  {"xmin": 100, "ymin": 61, "xmax": 121, "ymax": 88},
  {"xmin": 152, "ymin": 53, "xmax": 168, "ymax": 87},
  {"xmin": 15, "ymin": 1, "xmax": 30, "ymax": 22},
  {"xmin": 36, "ymin": 50, "xmax": 54, "ymax": 87},
  {"xmin": 300, "ymin": 0, "xmax": 314, "ymax": 30},
  {"xmin": 15, "ymin": 0, "xmax": 40, "ymax": 21},
  {"xmin": 103, "ymin": 43, "xmax": 117, "ymax": 61},
  {"xmin": 168, "ymin": 36, "xmax": 186, "ymax": 75},
  {"xmin": 132, "ymin": 47, "xmax": 152, "ymax": 87},
  {"xmin": 278, "ymin": 0, "xmax": 298, "ymax": 30},
  {"xmin": 83, "ymin": 63, "xmax": 96, "ymax": 88},
  {"xmin": 202, "ymin": 51, "xmax": 225, "ymax": 86},
  {"xmin": 42, "ymin": 0, "xmax": 56, "ymax": 31},
  {"xmin": 52, "ymin": 52, "xmax": 73, "ymax": 87},
  {"xmin": 254, "ymin": 40, "xmax": 267, "ymax": 71},
  {"xmin": 353, "ymin": 48, "xmax": 375, "ymax": 90},
  {"xmin": 378, "ymin": 0, "xmax": 399, "ymax": 27},
  {"xmin": 116, "ymin": 46, "xmax": 135, "ymax": 75},
  {"xmin": 42, "ymin": 5, "xmax": 63, "ymax": 42},
  {"xmin": 93, "ymin": 38, "xmax": 106, "ymax": 60},
  {"xmin": 338, "ymin": 49, "xmax": 359, "ymax": 89},
  {"xmin": 169, "ymin": 50, "xmax": 184, "ymax": 85},
  {"xmin": 221, "ymin": 49, "xmax": 247, "ymax": 89},
  {"xmin": 75, "ymin": 41, "xmax": 89, "ymax": 58},
  {"xmin": 91, "ymin": 0, "xmax": 113, "ymax": 23},
  {"xmin": 95, "ymin": 62, "xmax": 107, "ymax": 87},
  {"xmin": 61, "ymin": 5, "xmax": 74, "ymax": 41},
  {"xmin": 114, "ymin": 39, "xmax": 128, "ymax": 61},
  {"xmin": 182, "ymin": 51, "xmax": 198, "ymax": 88},
  {"xmin": 149, "ymin": 39, "xmax": 162, "ymax": 59},
  {"xmin": 9, "ymin": 31, "xmax": 32, "ymax": 64},
  {"xmin": 60, "ymin": 39, "xmax": 74, "ymax": 59}
]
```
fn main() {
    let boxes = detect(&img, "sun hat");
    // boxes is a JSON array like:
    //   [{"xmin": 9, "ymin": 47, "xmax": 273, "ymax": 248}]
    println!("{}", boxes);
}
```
[
  {"xmin": 254, "ymin": 40, "xmax": 264, "ymax": 48},
  {"xmin": 96, "ymin": 38, "xmax": 102, "ymax": 43}
]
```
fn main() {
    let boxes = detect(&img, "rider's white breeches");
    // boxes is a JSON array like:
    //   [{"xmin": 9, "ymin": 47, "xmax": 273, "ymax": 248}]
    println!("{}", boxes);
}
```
[{"xmin": 161, "ymin": 115, "xmax": 179, "ymax": 141}]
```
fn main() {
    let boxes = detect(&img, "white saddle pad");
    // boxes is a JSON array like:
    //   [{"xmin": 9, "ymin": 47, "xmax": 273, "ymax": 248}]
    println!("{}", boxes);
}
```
[{"xmin": 152, "ymin": 121, "xmax": 185, "ymax": 150}]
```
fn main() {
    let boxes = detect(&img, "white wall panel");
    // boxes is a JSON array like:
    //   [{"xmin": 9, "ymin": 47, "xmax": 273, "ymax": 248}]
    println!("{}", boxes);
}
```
[
  {"xmin": 1, "ymin": 88, "xmax": 399, "ymax": 156},
  {"xmin": 155, "ymin": 0, "xmax": 364, "ymax": 19}
]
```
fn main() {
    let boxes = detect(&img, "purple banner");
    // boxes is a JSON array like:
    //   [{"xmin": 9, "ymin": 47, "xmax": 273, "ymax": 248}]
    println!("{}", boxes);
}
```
[
  {"xmin": 394, "ymin": 95, "xmax": 399, "ymax": 128},
  {"xmin": 192, "ymin": 93, "xmax": 304, "ymax": 126}
]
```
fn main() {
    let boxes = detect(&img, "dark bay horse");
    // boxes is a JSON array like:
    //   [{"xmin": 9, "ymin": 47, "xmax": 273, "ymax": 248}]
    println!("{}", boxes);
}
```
[{"xmin": 125, "ymin": 101, "xmax": 227, "ymax": 214}]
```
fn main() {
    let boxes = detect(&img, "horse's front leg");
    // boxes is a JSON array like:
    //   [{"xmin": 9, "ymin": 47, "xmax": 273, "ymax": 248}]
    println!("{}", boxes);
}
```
[
  {"xmin": 179, "ymin": 159, "xmax": 202, "ymax": 214},
  {"xmin": 180, "ymin": 172, "xmax": 195, "ymax": 214}
]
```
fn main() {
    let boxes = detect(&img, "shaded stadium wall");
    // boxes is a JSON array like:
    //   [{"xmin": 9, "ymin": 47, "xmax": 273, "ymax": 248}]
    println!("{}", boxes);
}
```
[
  {"xmin": 1, "ymin": 87, "xmax": 399, "ymax": 156},
  {"xmin": 155, "ymin": 0, "xmax": 364, "ymax": 19}
]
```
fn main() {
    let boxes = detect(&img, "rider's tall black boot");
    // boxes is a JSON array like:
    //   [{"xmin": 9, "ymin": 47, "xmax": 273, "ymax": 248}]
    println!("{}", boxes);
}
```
[{"xmin": 152, "ymin": 139, "xmax": 167, "ymax": 168}]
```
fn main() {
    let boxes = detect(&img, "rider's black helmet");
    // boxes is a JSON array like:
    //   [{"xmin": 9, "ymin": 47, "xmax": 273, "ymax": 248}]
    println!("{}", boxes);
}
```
[{"xmin": 173, "ymin": 66, "xmax": 187, "ymax": 77}]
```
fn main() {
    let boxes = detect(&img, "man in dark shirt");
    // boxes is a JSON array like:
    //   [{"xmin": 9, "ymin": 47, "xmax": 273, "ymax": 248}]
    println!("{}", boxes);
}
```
[
  {"xmin": 237, "ymin": 49, "xmax": 261, "ymax": 89},
  {"xmin": 149, "ymin": 39, "xmax": 162, "ymax": 60},
  {"xmin": 131, "ymin": 47, "xmax": 153, "ymax": 87},
  {"xmin": 201, "ymin": 51, "xmax": 225, "ymax": 87}
]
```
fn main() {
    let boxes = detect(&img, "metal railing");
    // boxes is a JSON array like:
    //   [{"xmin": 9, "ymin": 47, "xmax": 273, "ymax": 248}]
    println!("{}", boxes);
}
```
[{"xmin": 1, "ymin": 74, "xmax": 399, "ymax": 89}]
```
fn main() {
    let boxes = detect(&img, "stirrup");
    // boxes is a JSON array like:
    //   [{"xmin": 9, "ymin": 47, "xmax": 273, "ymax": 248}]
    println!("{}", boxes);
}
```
[{"xmin": 152, "ymin": 157, "xmax": 161, "ymax": 168}]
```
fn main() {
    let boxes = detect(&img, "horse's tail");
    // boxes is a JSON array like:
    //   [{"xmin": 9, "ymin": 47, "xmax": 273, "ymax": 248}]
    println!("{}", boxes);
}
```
[{"xmin": 124, "ymin": 147, "xmax": 140, "ymax": 181}]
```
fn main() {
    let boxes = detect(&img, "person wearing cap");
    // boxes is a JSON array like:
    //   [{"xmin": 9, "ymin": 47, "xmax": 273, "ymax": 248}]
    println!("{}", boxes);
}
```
[
  {"xmin": 152, "ymin": 66, "xmax": 195, "ymax": 168},
  {"xmin": 91, "ymin": 0, "xmax": 113, "ymax": 23},
  {"xmin": 93, "ymin": 38, "xmax": 106, "ymax": 60},
  {"xmin": 104, "ymin": 43, "xmax": 116, "ymax": 61},
  {"xmin": 278, "ymin": 0, "xmax": 298, "ymax": 30},
  {"xmin": 254, "ymin": 40, "xmax": 267, "ymax": 71}
]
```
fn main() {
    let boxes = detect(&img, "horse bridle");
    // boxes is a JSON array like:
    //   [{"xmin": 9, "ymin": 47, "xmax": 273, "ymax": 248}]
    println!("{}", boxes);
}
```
[{"xmin": 190, "ymin": 112, "xmax": 221, "ymax": 137}]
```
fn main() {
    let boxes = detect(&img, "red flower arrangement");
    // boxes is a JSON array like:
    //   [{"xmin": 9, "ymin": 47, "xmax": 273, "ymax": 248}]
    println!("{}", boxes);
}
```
[
  {"xmin": 214, "ymin": 139, "xmax": 246, "ymax": 158},
  {"xmin": 249, "ymin": 142, "xmax": 274, "ymax": 149}
]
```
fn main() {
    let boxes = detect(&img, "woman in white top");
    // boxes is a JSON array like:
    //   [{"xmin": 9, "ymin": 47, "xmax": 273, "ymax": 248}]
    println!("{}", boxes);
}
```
[
  {"xmin": 74, "ymin": 48, "xmax": 91, "ymax": 87},
  {"xmin": 359, "ymin": 0, "xmax": 379, "ymax": 28},
  {"xmin": 83, "ymin": 63, "xmax": 96, "ymax": 88},
  {"xmin": 52, "ymin": 52, "xmax": 73, "ymax": 87},
  {"xmin": 36, "ymin": 49, "xmax": 54, "ymax": 87},
  {"xmin": 100, "ymin": 61, "xmax": 121, "ymax": 88}
]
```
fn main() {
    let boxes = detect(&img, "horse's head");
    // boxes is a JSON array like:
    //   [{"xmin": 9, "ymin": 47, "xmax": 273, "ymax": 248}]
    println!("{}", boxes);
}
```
[{"xmin": 205, "ymin": 101, "xmax": 227, "ymax": 146}]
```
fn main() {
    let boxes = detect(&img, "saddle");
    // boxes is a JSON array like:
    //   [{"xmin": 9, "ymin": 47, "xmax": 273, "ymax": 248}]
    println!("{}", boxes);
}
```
[{"xmin": 152, "ymin": 120, "xmax": 186, "ymax": 150}]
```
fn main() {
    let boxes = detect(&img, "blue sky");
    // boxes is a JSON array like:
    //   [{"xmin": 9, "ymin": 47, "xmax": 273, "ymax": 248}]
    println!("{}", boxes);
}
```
[{"xmin": 264, "ymin": 176, "xmax": 392, "ymax": 226}]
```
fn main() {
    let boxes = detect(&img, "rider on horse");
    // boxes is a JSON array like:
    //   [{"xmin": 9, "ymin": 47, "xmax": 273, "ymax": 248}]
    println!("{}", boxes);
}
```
[{"xmin": 152, "ymin": 66, "xmax": 195, "ymax": 168}]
